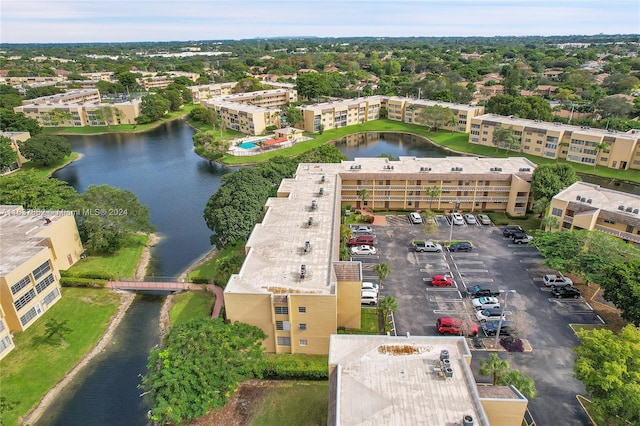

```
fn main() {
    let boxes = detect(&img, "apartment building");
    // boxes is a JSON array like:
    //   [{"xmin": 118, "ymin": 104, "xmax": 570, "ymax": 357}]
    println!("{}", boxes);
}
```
[
  {"xmin": 14, "ymin": 99, "xmax": 141, "ymax": 127},
  {"xmin": 0, "ymin": 305, "xmax": 15, "ymax": 361},
  {"xmin": 329, "ymin": 334, "xmax": 528, "ymax": 426},
  {"xmin": 224, "ymin": 156, "xmax": 536, "ymax": 355},
  {"xmin": 0, "ymin": 206, "xmax": 84, "ymax": 355},
  {"xmin": 300, "ymin": 96, "xmax": 383, "ymax": 132},
  {"xmin": 0, "ymin": 131, "xmax": 30, "ymax": 173},
  {"xmin": 212, "ymin": 88, "xmax": 298, "ymax": 108},
  {"xmin": 188, "ymin": 82, "xmax": 237, "ymax": 103},
  {"xmin": 548, "ymin": 181, "xmax": 640, "ymax": 245},
  {"xmin": 20, "ymin": 89, "xmax": 101, "ymax": 106},
  {"xmin": 382, "ymin": 96, "xmax": 485, "ymax": 133},
  {"xmin": 469, "ymin": 114, "xmax": 640, "ymax": 170},
  {"xmin": 0, "ymin": 76, "xmax": 63, "ymax": 86},
  {"xmin": 204, "ymin": 100, "xmax": 281, "ymax": 135},
  {"xmin": 138, "ymin": 76, "xmax": 174, "ymax": 91},
  {"xmin": 300, "ymin": 96, "xmax": 484, "ymax": 134}
]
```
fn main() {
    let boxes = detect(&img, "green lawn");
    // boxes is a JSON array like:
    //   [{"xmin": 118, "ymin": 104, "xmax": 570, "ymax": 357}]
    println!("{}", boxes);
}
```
[
  {"xmin": 340, "ymin": 308, "xmax": 379, "ymax": 335},
  {"xmin": 249, "ymin": 381, "xmax": 329, "ymax": 426},
  {"xmin": 484, "ymin": 212, "xmax": 541, "ymax": 232},
  {"xmin": 0, "ymin": 288, "xmax": 121, "ymax": 426},
  {"xmin": 19, "ymin": 152, "xmax": 80, "ymax": 178},
  {"xmin": 67, "ymin": 233, "xmax": 148, "ymax": 279},
  {"xmin": 169, "ymin": 291, "xmax": 215, "ymax": 326},
  {"xmin": 187, "ymin": 242, "xmax": 246, "ymax": 287}
]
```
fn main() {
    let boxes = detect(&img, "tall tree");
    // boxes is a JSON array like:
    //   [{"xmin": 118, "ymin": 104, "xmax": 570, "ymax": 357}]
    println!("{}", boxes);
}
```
[
  {"xmin": 414, "ymin": 105, "xmax": 455, "ymax": 132},
  {"xmin": 491, "ymin": 124, "xmax": 520, "ymax": 152},
  {"xmin": 531, "ymin": 163, "xmax": 577, "ymax": 203},
  {"xmin": 373, "ymin": 263, "xmax": 391, "ymax": 286},
  {"xmin": 44, "ymin": 318, "xmax": 72, "ymax": 344},
  {"xmin": 0, "ymin": 136, "xmax": 18, "ymax": 171},
  {"xmin": 599, "ymin": 259, "xmax": 640, "ymax": 325},
  {"xmin": 284, "ymin": 106, "xmax": 303, "ymax": 127},
  {"xmin": 44, "ymin": 109, "xmax": 73, "ymax": 126},
  {"xmin": 295, "ymin": 72, "xmax": 330, "ymax": 101},
  {"xmin": 18, "ymin": 134, "xmax": 71, "ymax": 166},
  {"xmin": 574, "ymin": 325, "xmax": 640, "ymax": 424},
  {"xmin": 0, "ymin": 170, "xmax": 78, "ymax": 210},
  {"xmin": 479, "ymin": 353, "xmax": 510, "ymax": 385},
  {"xmin": 0, "ymin": 109, "xmax": 42, "ymax": 135}
]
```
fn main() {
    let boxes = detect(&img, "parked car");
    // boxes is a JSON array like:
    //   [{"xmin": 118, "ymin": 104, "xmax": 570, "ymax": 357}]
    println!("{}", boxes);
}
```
[
  {"xmin": 475, "ymin": 308, "xmax": 506, "ymax": 323},
  {"xmin": 348, "ymin": 235, "xmax": 375, "ymax": 247},
  {"xmin": 451, "ymin": 212, "xmax": 465, "ymax": 225},
  {"xmin": 361, "ymin": 281, "xmax": 379, "ymax": 293},
  {"xmin": 467, "ymin": 285, "xmax": 501, "ymax": 298},
  {"xmin": 477, "ymin": 214, "xmax": 492, "ymax": 225},
  {"xmin": 352, "ymin": 225, "xmax": 373, "ymax": 235},
  {"xmin": 551, "ymin": 286, "xmax": 582, "ymax": 299},
  {"xmin": 543, "ymin": 273, "xmax": 573, "ymax": 288},
  {"xmin": 472, "ymin": 296, "xmax": 501, "ymax": 310},
  {"xmin": 503, "ymin": 226, "xmax": 524, "ymax": 237},
  {"xmin": 414, "ymin": 241, "xmax": 443, "ymax": 253},
  {"xmin": 482, "ymin": 320, "xmax": 515, "ymax": 336},
  {"xmin": 436, "ymin": 317, "xmax": 479, "ymax": 336},
  {"xmin": 409, "ymin": 212, "xmax": 423, "ymax": 224},
  {"xmin": 430, "ymin": 274, "xmax": 454, "ymax": 287},
  {"xmin": 449, "ymin": 241, "xmax": 472, "ymax": 252},
  {"xmin": 464, "ymin": 214, "xmax": 477, "ymax": 225},
  {"xmin": 351, "ymin": 245, "xmax": 377, "ymax": 255},
  {"xmin": 361, "ymin": 290, "xmax": 378, "ymax": 306},
  {"xmin": 512, "ymin": 232, "xmax": 534, "ymax": 244}
]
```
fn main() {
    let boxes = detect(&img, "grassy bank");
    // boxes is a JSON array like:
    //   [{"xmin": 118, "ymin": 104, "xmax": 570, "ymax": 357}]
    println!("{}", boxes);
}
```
[
  {"xmin": 249, "ymin": 381, "xmax": 329, "ymax": 426},
  {"xmin": 67, "ymin": 233, "xmax": 149, "ymax": 279},
  {"xmin": 0, "ymin": 288, "xmax": 121, "ymax": 426},
  {"xmin": 18, "ymin": 152, "xmax": 81, "ymax": 178},
  {"xmin": 169, "ymin": 292, "xmax": 216, "ymax": 326}
]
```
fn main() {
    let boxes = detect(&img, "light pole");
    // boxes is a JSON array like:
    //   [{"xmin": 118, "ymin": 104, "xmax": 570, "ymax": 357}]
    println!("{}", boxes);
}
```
[
  {"xmin": 494, "ymin": 289, "xmax": 516, "ymax": 348},
  {"xmin": 448, "ymin": 200, "xmax": 460, "ymax": 244}
]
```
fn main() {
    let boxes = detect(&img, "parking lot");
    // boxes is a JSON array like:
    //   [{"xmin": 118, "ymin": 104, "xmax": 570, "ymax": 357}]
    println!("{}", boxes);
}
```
[{"xmin": 356, "ymin": 213, "xmax": 600, "ymax": 425}]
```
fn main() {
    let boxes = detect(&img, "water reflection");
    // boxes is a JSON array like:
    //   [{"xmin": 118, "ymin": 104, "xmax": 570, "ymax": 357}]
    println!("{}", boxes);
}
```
[{"xmin": 333, "ymin": 132, "xmax": 460, "ymax": 160}]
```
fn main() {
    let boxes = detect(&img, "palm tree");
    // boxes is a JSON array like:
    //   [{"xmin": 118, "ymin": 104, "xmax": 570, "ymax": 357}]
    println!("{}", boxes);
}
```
[
  {"xmin": 426, "ymin": 186, "xmax": 441, "ymax": 210},
  {"xmin": 541, "ymin": 215, "xmax": 560, "ymax": 232},
  {"xmin": 499, "ymin": 370, "xmax": 537, "ymax": 399},
  {"xmin": 593, "ymin": 142, "xmax": 608, "ymax": 169},
  {"xmin": 357, "ymin": 188, "xmax": 370, "ymax": 211},
  {"xmin": 377, "ymin": 295, "xmax": 398, "ymax": 334},
  {"xmin": 479, "ymin": 353, "xmax": 510, "ymax": 385},
  {"xmin": 373, "ymin": 262, "xmax": 391, "ymax": 286}
]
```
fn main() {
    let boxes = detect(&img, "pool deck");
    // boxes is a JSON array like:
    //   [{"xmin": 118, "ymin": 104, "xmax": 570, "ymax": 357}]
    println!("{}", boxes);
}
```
[{"xmin": 228, "ymin": 134, "xmax": 313, "ymax": 156}]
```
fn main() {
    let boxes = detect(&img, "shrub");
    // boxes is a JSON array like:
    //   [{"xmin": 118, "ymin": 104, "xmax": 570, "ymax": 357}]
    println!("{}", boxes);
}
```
[
  {"xmin": 265, "ymin": 125, "xmax": 277, "ymax": 131},
  {"xmin": 500, "ymin": 336, "xmax": 524, "ymax": 352},
  {"xmin": 60, "ymin": 270, "xmax": 115, "ymax": 280},
  {"xmin": 60, "ymin": 277, "xmax": 107, "ymax": 288},
  {"xmin": 262, "ymin": 354, "xmax": 328, "ymax": 380},
  {"xmin": 190, "ymin": 276, "xmax": 210, "ymax": 284}
]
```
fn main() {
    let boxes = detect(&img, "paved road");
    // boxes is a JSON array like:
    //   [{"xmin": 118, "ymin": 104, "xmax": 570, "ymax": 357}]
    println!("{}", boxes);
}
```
[{"xmin": 368, "ymin": 214, "xmax": 599, "ymax": 425}]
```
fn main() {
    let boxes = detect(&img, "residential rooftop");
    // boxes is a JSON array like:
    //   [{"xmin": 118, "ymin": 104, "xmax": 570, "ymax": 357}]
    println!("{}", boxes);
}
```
[
  {"xmin": 202, "ymin": 98, "xmax": 280, "ymax": 113},
  {"xmin": 328, "ymin": 334, "xmax": 490, "ymax": 426},
  {"xmin": 554, "ymin": 181, "xmax": 640, "ymax": 215},
  {"xmin": 0, "ymin": 206, "xmax": 72, "ymax": 275}
]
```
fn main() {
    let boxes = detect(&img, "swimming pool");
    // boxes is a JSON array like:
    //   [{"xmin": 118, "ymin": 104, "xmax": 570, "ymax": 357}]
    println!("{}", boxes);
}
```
[{"xmin": 238, "ymin": 142, "xmax": 257, "ymax": 149}]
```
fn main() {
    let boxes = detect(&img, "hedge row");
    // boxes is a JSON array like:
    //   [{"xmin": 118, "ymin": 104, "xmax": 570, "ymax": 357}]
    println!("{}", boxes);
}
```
[
  {"xmin": 190, "ymin": 276, "xmax": 211, "ymax": 284},
  {"xmin": 60, "ymin": 270, "xmax": 115, "ymax": 280},
  {"xmin": 262, "ymin": 354, "xmax": 328, "ymax": 380},
  {"xmin": 60, "ymin": 277, "xmax": 107, "ymax": 288}
]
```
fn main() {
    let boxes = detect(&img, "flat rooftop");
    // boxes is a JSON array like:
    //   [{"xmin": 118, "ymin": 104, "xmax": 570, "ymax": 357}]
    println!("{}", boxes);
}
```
[
  {"xmin": 555, "ymin": 181, "xmax": 640, "ymax": 214},
  {"xmin": 0, "ymin": 206, "xmax": 71, "ymax": 275},
  {"xmin": 225, "ymin": 157, "xmax": 535, "ymax": 296},
  {"xmin": 384, "ymin": 95, "xmax": 483, "ymax": 111},
  {"xmin": 328, "ymin": 334, "xmax": 489, "ymax": 426},
  {"xmin": 475, "ymin": 113, "xmax": 640, "ymax": 140}
]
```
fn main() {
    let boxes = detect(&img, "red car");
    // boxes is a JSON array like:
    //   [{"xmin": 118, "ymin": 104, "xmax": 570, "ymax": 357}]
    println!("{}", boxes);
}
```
[
  {"xmin": 430, "ymin": 274, "xmax": 453, "ymax": 287},
  {"xmin": 436, "ymin": 317, "xmax": 479, "ymax": 336}
]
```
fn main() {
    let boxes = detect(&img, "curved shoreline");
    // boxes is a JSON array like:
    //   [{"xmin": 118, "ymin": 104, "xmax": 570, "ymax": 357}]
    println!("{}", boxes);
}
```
[{"xmin": 21, "ymin": 233, "xmax": 160, "ymax": 425}]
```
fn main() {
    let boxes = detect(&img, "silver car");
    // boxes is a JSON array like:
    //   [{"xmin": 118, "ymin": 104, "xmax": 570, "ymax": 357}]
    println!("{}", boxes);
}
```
[
  {"xmin": 477, "ymin": 214, "xmax": 492, "ymax": 225},
  {"xmin": 464, "ymin": 214, "xmax": 477, "ymax": 225}
]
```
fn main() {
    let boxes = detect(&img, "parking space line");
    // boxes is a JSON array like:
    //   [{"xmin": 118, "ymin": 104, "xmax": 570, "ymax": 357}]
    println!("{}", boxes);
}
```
[
  {"xmin": 511, "ymin": 251, "xmax": 542, "ymax": 255},
  {"xmin": 464, "ymin": 278, "xmax": 494, "ymax": 282},
  {"xmin": 452, "ymin": 260, "xmax": 484, "ymax": 265},
  {"xmin": 519, "ymin": 259, "xmax": 544, "ymax": 263},
  {"xmin": 457, "ymin": 269, "xmax": 489, "ymax": 273}
]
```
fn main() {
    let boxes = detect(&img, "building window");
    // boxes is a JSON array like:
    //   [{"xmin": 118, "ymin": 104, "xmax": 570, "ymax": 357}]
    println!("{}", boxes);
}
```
[
  {"xmin": 298, "ymin": 306, "xmax": 306, "ymax": 313},
  {"xmin": 0, "ymin": 336, "xmax": 12, "ymax": 353},
  {"xmin": 42, "ymin": 288, "xmax": 60, "ymax": 305},
  {"xmin": 604, "ymin": 219, "xmax": 616, "ymax": 225},
  {"xmin": 276, "ymin": 321, "xmax": 290, "ymax": 331},
  {"xmin": 277, "ymin": 337, "xmax": 291, "ymax": 346},
  {"xmin": 274, "ymin": 306, "xmax": 289, "ymax": 315},
  {"xmin": 299, "ymin": 339, "xmax": 308, "ymax": 346},
  {"xmin": 10, "ymin": 275, "xmax": 31, "ymax": 295},
  {"xmin": 19, "ymin": 306, "xmax": 38, "ymax": 326},
  {"xmin": 35, "ymin": 274, "xmax": 55, "ymax": 294},
  {"xmin": 32, "ymin": 261, "xmax": 51, "ymax": 280},
  {"xmin": 551, "ymin": 207, "xmax": 563, "ymax": 217},
  {"xmin": 14, "ymin": 289, "xmax": 36, "ymax": 311},
  {"xmin": 299, "ymin": 323, "xmax": 307, "ymax": 331}
]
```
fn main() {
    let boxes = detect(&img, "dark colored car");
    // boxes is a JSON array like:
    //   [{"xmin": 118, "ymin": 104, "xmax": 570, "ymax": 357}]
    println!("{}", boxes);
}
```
[
  {"xmin": 482, "ymin": 320, "xmax": 515, "ymax": 336},
  {"xmin": 467, "ymin": 285, "xmax": 500, "ymax": 299},
  {"xmin": 449, "ymin": 242, "xmax": 472, "ymax": 252},
  {"xmin": 503, "ymin": 226, "xmax": 524, "ymax": 237},
  {"xmin": 551, "ymin": 286, "xmax": 582, "ymax": 299}
]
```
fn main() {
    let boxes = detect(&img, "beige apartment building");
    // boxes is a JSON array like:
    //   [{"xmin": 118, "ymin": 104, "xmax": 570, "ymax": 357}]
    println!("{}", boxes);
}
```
[
  {"xmin": 0, "ymin": 206, "xmax": 84, "ymax": 359},
  {"xmin": 14, "ymin": 99, "xmax": 141, "ymax": 127},
  {"xmin": 0, "ymin": 76, "xmax": 63, "ymax": 86},
  {"xmin": 204, "ymin": 100, "xmax": 281, "ymax": 135},
  {"xmin": 329, "ymin": 334, "xmax": 528, "ymax": 426},
  {"xmin": 20, "ymin": 89, "xmax": 102, "ymax": 106},
  {"xmin": 188, "ymin": 82, "xmax": 237, "ymax": 103},
  {"xmin": 224, "ymin": 156, "xmax": 536, "ymax": 356},
  {"xmin": 548, "ymin": 181, "xmax": 640, "ymax": 245},
  {"xmin": 212, "ymin": 88, "xmax": 298, "ymax": 108},
  {"xmin": 0, "ymin": 304, "xmax": 15, "ymax": 361},
  {"xmin": 0, "ymin": 131, "xmax": 30, "ymax": 173},
  {"xmin": 469, "ymin": 114, "xmax": 640, "ymax": 170},
  {"xmin": 300, "ymin": 96, "xmax": 484, "ymax": 134}
]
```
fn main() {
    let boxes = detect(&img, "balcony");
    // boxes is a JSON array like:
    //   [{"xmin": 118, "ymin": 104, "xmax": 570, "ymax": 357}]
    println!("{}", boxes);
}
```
[
  {"xmin": 595, "ymin": 225, "xmax": 640, "ymax": 244},
  {"xmin": 563, "ymin": 216, "xmax": 573, "ymax": 224}
]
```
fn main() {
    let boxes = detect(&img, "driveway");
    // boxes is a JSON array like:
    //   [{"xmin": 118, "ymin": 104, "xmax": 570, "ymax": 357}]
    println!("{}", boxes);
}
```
[{"xmin": 368, "ymin": 215, "xmax": 600, "ymax": 425}]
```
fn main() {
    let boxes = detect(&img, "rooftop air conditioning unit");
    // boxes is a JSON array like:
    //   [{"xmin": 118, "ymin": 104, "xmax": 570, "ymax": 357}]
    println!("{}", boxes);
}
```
[
  {"xmin": 321, "ymin": 175, "xmax": 325, "ymax": 183},
  {"xmin": 300, "ymin": 264, "xmax": 307, "ymax": 279},
  {"xmin": 634, "ymin": 209, "xmax": 639, "ymax": 214},
  {"xmin": 580, "ymin": 197, "xmax": 586, "ymax": 202},
  {"xmin": 626, "ymin": 207, "xmax": 633, "ymax": 212},
  {"xmin": 304, "ymin": 241, "xmax": 311, "ymax": 253},
  {"xmin": 307, "ymin": 217, "xmax": 313, "ymax": 226},
  {"xmin": 587, "ymin": 199, "xmax": 593, "ymax": 204},
  {"xmin": 311, "ymin": 200, "xmax": 318, "ymax": 210},
  {"xmin": 576, "ymin": 195, "xmax": 582, "ymax": 201},
  {"xmin": 319, "ymin": 188, "xmax": 324, "ymax": 196},
  {"xmin": 618, "ymin": 205, "xmax": 625, "ymax": 211}
]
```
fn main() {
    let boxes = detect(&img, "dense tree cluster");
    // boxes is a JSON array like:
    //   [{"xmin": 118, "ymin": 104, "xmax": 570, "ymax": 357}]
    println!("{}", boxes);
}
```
[
  {"xmin": 18, "ymin": 134, "xmax": 71, "ymax": 166},
  {"xmin": 141, "ymin": 318, "xmax": 267, "ymax": 424}
]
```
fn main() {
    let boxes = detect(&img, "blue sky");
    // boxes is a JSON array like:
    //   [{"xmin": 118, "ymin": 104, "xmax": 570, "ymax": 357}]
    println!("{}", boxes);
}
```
[{"xmin": 1, "ymin": 0, "xmax": 639, "ymax": 44}]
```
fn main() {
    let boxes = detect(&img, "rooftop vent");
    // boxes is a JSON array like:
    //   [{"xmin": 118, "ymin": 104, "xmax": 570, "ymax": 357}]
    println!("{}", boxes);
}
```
[
  {"xmin": 587, "ymin": 199, "xmax": 593, "ymax": 204},
  {"xmin": 307, "ymin": 217, "xmax": 313, "ymax": 226},
  {"xmin": 634, "ymin": 209, "xmax": 639, "ymax": 214},
  {"xmin": 383, "ymin": 165, "xmax": 394, "ymax": 170},
  {"xmin": 320, "ymin": 175, "xmax": 325, "ymax": 183},
  {"xmin": 576, "ymin": 195, "xmax": 582, "ymax": 201},
  {"xmin": 626, "ymin": 206, "xmax": 633, "ymax": 212},
  {"xmin": 519, "ymin": 167, "xmax": 531, "ymax": 172},
  {"xmin": 319, "ymin": 187, "xmax": 324, "ymax": 196},
  {"xmin": 619, "ymin": 205, "xmax": 625, "ymax": 211},
  {"xmin": 491, "ymin": 167, "xmax": 502, "ymax": 172},
  {"xmin": 349, "ymin": 164, "xmax": 362, "ymax": 170},
  {"xmin": 420, "ymin": 167, "xmax": 432, "ymax": 172},
  {"xmin": 300, "ymin": 264, "xmax": 307, "ymax": 279},
  {"xmin": 451, "ymin": 167, "xmax": 463, "ymax": 172},
  {"xmin": 311, "ymin": 200, "xmax": 318, "ymax": 210},
  {"xmin": 580, "ymin": 197, "xmax": 586, "ymax": 202},
  {"xmin": 304, "ymin": 241, "xmax": 311, "ymax": 253}
]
